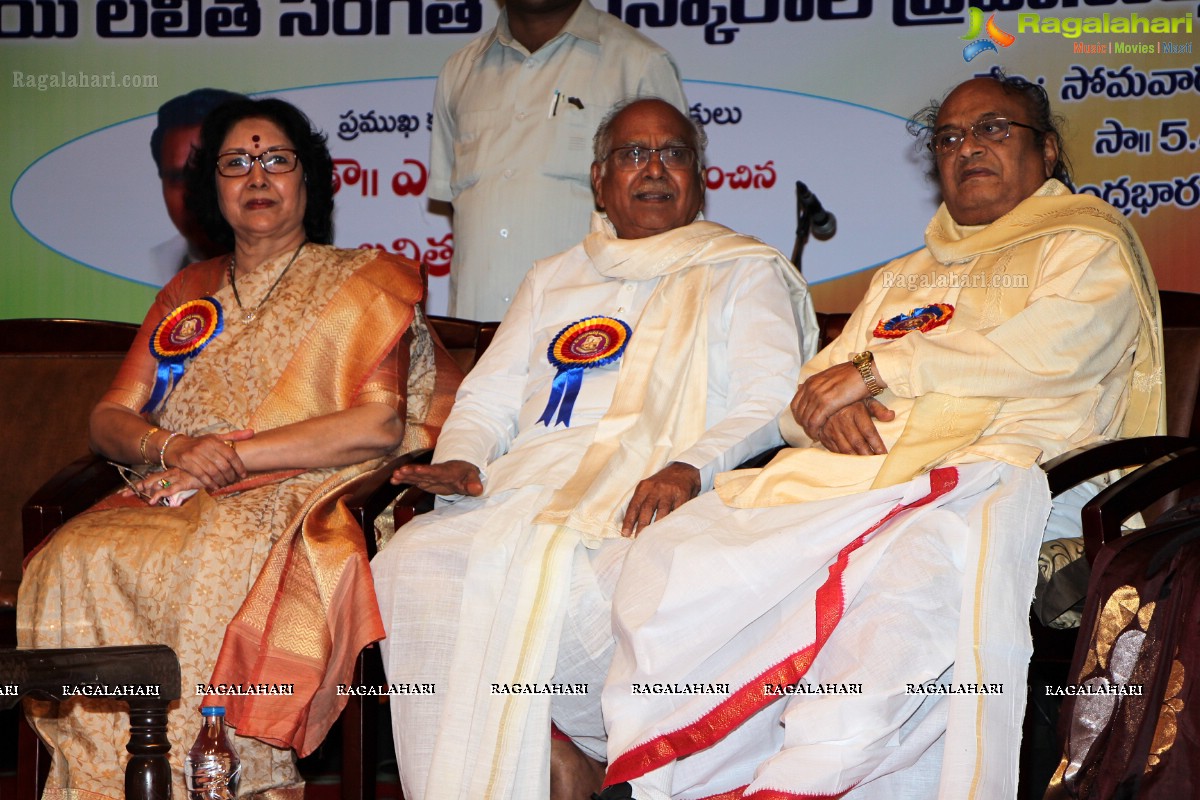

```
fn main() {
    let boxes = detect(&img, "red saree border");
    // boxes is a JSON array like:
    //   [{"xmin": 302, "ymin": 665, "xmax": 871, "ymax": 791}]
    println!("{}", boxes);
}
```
[
  {"xmin": 715, "ymin": 788, "xmax": 851, "ymax": 800},
  {"xmin": 605, "ymin": 467, "xmax": 960, "ymax": 785}
]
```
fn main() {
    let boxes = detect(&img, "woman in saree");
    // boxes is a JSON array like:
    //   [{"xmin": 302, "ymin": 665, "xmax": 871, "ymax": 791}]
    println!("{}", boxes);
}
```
[{"xmin": 18, "ymin": 97, "xmax": 460, "ymax": 798}]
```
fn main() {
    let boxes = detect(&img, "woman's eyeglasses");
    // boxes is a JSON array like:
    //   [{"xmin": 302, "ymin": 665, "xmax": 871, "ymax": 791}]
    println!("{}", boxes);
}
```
[{"xmin": 216, "ymin": 148, "xmax": 300, "ymax": 177}]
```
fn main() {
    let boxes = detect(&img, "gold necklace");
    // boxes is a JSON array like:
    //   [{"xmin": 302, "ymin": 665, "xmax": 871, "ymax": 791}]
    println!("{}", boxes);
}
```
[{"xmin": 228, "ymin": 240, "xmax": 306, "ymax": 323}]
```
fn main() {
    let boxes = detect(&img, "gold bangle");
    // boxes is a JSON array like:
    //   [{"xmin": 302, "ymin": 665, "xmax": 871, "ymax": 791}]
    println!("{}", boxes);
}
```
[
  {"xmin": 138, "ymin": 426, "xmax": 160, "ymax": 463},
  {"xmin": 159, "ymin": 431, "xmax": 183, "ymax": 470}
]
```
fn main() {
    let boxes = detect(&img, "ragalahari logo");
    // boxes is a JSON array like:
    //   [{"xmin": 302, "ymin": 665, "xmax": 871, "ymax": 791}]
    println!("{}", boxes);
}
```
[{"xmin": 961, "ymin": 8, "xmax": 1016, "ymax": 62}]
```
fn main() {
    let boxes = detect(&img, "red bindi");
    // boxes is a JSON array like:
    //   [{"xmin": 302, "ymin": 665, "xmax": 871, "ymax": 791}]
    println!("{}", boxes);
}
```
[{"xmin": 251, "ymin": 135, "xmax": 261, "ymax": 148}]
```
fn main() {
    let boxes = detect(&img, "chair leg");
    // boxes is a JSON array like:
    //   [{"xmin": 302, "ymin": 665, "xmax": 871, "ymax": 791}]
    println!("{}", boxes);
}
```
[
  {"xmin": 125, "ymin": 700, "xmax": 173, "ymax": 800},
  {"xmin": 17, "ymin": 714, "xmax": 50, "ymax": 800},
  {"xmin": 341, "ymin": 646, "xmax": 381, "ymax": 800}
]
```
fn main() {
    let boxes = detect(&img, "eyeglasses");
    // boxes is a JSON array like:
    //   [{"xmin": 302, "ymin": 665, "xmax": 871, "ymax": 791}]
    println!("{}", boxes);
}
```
[
  {"xmin": 216, "ymin": 148, "xmax": 300, "ymax": 177},
  {"xmin": 928, "ymin": 118, "xmax": 1044, "ymax": 155},
  {"xmin": 603, "ymin": 145, "xmax": 697, "ymax": 172},
  {"xmin": 107, "ymin": 461, "xmax": 168, "ymax": 506}
]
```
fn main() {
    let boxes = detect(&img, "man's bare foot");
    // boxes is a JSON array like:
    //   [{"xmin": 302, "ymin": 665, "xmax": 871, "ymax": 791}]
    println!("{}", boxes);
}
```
[{"xmin": 550, "ymin": 736, "xmax": 606, "ymax": 800}]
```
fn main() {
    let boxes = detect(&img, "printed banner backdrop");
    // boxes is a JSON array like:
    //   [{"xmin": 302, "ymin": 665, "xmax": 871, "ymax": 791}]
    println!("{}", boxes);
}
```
[{"xmin": 2, "ymin": 0, "xmax": 1197, "ymax": 322}]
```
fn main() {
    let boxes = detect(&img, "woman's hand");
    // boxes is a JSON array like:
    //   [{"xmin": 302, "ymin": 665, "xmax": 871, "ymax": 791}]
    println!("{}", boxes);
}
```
[
  {"xmin": 161, "ymin": 429, "xmax": 254, "ymax": 491},
  {"xmin": 121, "ymin": 468, "xmax": 205, "ymax": 506}
]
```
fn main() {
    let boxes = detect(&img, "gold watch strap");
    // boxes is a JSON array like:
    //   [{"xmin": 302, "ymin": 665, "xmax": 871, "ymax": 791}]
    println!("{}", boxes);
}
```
[{"xmin": 853, "ymin": 351, "xmax": 883, "ymax": 397}]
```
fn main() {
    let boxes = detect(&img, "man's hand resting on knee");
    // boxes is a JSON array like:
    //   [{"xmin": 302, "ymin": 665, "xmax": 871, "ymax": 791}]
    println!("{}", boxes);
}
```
[{"xmin": 621, "ymin": 461, "xmax": 702, "ymax": 538}]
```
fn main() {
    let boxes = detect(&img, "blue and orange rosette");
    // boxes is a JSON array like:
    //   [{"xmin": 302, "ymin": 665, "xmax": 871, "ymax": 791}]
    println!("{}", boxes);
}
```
[
  {"xmin": 142, "ymin": 297, "xmax": 224, "ymax": 413},
  {"xmin": 538, "ymin": 316, "xmax": 632, "ymax": 427},
  {"xmin": 873, "ymin": 303, "xmax": 953, "ymax": 340}
]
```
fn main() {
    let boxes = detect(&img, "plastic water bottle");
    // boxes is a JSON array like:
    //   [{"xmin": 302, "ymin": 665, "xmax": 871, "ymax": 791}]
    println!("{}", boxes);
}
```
[{"xmin": 184, "ymin": 706, "xmax": 241, "ymax": 800}]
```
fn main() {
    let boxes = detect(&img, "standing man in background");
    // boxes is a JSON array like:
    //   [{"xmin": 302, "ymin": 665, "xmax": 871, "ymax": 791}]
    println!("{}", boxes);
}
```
[{"xmin": 428, "ymin": 0, "xmax": 686, "ymax": 320}]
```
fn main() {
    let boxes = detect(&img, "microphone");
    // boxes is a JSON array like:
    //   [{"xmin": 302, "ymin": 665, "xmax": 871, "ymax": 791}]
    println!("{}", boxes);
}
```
[{"xmin": 796, "ymin": 181, "xmax": 837, "ymax": 240}]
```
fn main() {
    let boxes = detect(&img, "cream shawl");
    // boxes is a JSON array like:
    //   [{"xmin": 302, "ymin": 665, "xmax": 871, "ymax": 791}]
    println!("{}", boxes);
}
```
[
  {"xmin": 720, "ymin": 181, "xmax": 1163, "ymax": 507},
  {"xmin": 533, "ymin": 212, "xmax": 812, "ymax": 546}
]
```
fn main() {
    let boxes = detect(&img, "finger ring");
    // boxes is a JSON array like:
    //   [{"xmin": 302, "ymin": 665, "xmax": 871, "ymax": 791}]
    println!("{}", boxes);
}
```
[
  {"xmin": 159, "ymin": 478, "xmax": 171, "ymax": 489},
  {"xmin": 224, "ymin": 440, "xmax": 236, "ymax": 450}
]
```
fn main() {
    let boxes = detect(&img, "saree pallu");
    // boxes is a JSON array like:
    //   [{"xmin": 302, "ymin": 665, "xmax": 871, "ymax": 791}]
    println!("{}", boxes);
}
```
[{"xmin": 18, "ymin": 245, "xmax": 460, "ymax": 800}]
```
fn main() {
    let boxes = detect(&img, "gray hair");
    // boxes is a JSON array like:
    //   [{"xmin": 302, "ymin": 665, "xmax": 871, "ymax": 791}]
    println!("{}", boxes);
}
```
[
  {"xmin": 907, "ymin": 67, "xmax": 1074, "ymax": 189},
  {"xmin": 592, "ymin": 97, "xmax": 708, "ymax": 173}
]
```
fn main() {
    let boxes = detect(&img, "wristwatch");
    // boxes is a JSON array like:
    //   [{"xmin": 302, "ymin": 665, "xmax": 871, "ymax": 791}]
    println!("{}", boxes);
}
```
[{"xmin": 851, "ymin": 351, "xmax": 884, "ymax": 397}]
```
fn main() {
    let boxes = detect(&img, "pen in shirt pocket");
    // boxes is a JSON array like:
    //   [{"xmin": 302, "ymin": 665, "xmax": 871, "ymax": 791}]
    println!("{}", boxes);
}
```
[{"xmin": 548, "ymin": 90, "xmax": 585, "ymax": 118}]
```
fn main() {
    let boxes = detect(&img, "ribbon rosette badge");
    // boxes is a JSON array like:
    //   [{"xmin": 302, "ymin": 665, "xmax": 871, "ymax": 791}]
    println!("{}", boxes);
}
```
[
  {"xmin": 143, "ymin": 297, "xmax": 224, "ymax": 412},
  {"xmin": 538, "ymin": 316, "xmax": 632, "ymax": 427},
  {"xmin": 873, "ymin": 303, "xmax": 954, "ymax": 339}
]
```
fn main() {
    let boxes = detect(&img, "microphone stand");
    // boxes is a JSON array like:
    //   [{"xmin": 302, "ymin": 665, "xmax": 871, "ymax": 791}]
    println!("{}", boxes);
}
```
[
  {"xmin": 791, "ymin": 180, "xmax": 836, "ymax": 273},
  {"xmin": 791, "ymin": 180, "xmax": 811, "ymax": 274}
]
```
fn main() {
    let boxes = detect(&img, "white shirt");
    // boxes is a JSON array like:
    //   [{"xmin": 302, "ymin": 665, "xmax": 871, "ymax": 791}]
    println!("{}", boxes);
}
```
[
  {"xmin": 429, "ymin": 0, "xmax": 687, "ymax": 320},
  {"xmin": 433, "ymin": 240, "xmax": 806, "ymax": 495}
]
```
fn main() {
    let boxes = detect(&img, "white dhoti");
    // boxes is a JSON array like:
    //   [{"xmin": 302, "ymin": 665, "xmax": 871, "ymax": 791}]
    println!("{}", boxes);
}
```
[
  {"xmin": 372, "ymin": 484, "xmax": 631, "ymax": 799},
  {"xmin": 603, "ymin": 461, "xmax": 1051, "ymax": 800}
]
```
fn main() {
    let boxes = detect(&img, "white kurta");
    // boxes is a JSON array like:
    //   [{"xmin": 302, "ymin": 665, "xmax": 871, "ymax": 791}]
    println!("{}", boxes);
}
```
[{"xmin": 372, "ymin": 238, "xmax": 809, "ymax": 799}]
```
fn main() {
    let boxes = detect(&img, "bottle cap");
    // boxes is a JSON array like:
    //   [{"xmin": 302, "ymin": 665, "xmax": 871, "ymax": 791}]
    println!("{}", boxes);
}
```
[{"xmin": 201, "ymin": 706, "xmax": 226, "ymax": 717}]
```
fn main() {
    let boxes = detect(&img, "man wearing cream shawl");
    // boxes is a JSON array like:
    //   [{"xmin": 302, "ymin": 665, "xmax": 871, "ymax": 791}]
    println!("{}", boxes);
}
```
[
  {"xmin": 370, "ymin": 97, "xmax": 818, "ymax": 799},
  {"xmin": 596, "ymin": 75, "xmax": 1164, "ymax": 800}
]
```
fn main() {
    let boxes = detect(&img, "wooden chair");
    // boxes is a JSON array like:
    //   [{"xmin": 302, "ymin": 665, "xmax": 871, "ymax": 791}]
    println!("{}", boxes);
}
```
[
  {"xmin": 0, "ymin": 644, "xmax": 181, "ymax": 800},
  {"xmin": 0, "ymin": 319, "xmax": 139, "ymax": 647},
  {"xmin": 0, "ymin": 319, "xmax": 140, "ymax": 797},
  {"xmin": 1020, "ymin": 289, "xmax": 1200, "ymax": 796},
  {"xmin": 1044, "ymin": 444, "xmax": 1200, "ymax": 795},
  {"xmin": 13, "ymin": 316, "xmax": 498, "ymax": 800},
  {"xmin": 426, "ymin": 314, "xmax": 499, "ymax": 376}
]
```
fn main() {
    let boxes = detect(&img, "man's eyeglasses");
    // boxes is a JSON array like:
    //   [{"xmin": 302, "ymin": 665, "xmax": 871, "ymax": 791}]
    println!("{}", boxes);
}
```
[
  {"xmin": 216, "ymin": 148, "xmax": 300, "ymax": 177},
  {"xmin": 603, "ymin": 145, "xmax": 697, "ymax": 172},
  {"xmin": 928, "ymin": 118, "xmax": 1044, "ymax": 155}
]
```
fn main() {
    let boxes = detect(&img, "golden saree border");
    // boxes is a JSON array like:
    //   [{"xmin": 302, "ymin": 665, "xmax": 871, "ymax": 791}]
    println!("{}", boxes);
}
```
[
  {"xmin": 251, "ymin": 249, "xmax": 422, "ymax": 430},
  {"xmin": 204, "ymin": 249, "xmax": 425, "ymax": 756}
]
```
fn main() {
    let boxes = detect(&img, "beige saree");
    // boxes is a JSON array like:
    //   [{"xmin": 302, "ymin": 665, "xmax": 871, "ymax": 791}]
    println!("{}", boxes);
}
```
[{"xmin": 18, "ymin": 245, "xmax": 459, "ymax": 800}]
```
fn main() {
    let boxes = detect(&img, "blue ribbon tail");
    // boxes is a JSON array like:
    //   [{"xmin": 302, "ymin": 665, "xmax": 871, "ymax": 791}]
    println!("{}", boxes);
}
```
[
  {"xmin": 142, "ymin": 362, "xmax": 183, "ymax": 414},
  {"xmin": 554, "ymin": 368, "xmax": 584, "ymax": 427},
  {"xmin": 538, "ymin": 368, "xmax": 572, "ymax": 426}
]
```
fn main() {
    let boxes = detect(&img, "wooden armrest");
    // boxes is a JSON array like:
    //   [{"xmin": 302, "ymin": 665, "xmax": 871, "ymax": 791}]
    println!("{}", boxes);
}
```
[
  {"xmin": 345, "ymin": 449, "xmax": 434, "ymax": 558},
  {"xmin": 1040, "ymin": 435, "xmax": 1193, "ymax": 498},
  {"xmin": 1, "ymin": 643, "xmax": 180, "ymax": 800},
  {"xmin": 22, "ymin": 454, "xmax": 122, "ymax": 556},
  {"xmin": 734, "ymin": 445, "xmax": 787, "ymax": 471},
  {"xmin": 0, "ymin": 643, "xmax": 181, "ymax": 709},
  {"xmin": 1081, "ymin": 444, "xmax": 1200, "ymax": 562},
  {"xmin": 22, "ymin": 449, "xmax": 438, "ymax": 563}
]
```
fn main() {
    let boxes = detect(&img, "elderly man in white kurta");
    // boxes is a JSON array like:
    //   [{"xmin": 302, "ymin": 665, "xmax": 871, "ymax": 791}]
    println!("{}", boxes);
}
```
[
  {"xmin": 371, "ymin": 98, "xmax": 818, "ymax": 799},
  {"xmin": 596, "ymin": 76, "xmax": 1163, "ymax": 800},
  {"xmin": 430, "ymin": 0, "xmax": 686, "ymax": 319}
]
